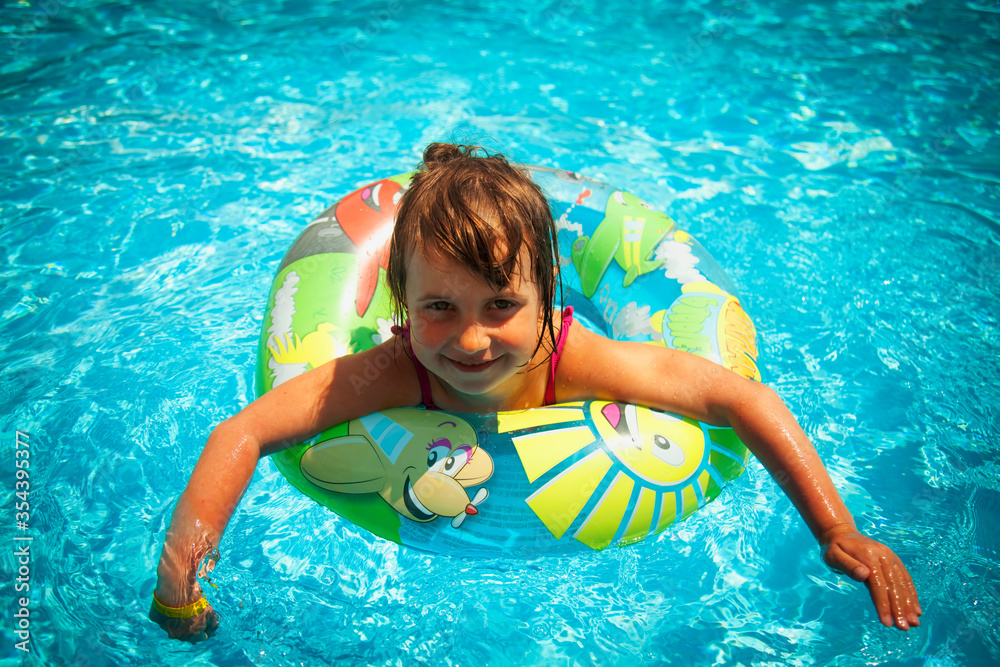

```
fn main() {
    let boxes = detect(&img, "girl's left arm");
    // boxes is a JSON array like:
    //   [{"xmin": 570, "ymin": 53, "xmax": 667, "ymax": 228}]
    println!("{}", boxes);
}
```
[{"xmin": 556, "ymin": 327, "xmax": 921, "ymax": 631}]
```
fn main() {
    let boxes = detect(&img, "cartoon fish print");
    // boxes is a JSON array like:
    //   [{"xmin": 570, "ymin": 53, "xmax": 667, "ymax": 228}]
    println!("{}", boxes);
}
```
[
  {"xmin": 571, "ymin": 190, "xmax": 676, "ymax": 298},
  {"xmin": 652, "ymin": 281, "xmax": 760, "ymax": 380},
  {"xmin": 335, "ymin": 178, "xmax": 404, "ymax": 317},
  {"xmin": 300, "ymin": 409, "xmax": 493, "ymax": 527}
]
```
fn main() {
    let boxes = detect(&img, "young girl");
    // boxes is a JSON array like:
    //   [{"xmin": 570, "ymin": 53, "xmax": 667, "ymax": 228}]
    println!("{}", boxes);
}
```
[{"xmin": 151, "ymin": 143, "xmax": 921, "ymax": 641}]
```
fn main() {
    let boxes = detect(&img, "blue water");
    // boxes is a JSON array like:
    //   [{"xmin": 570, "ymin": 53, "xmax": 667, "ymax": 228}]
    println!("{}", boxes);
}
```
[{"xmin": 2, "ymin": 0, "xmax": 998, "ymax": 664}]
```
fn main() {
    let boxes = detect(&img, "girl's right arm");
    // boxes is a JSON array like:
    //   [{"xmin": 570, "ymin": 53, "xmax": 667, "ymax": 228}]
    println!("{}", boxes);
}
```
[
  {"xmin": 555, "ymin": 327, "xmax": 921, "ymax": 631},
  {"xmin": 150, "ymin": 341, "xmax": 417, "ymax": 640}
]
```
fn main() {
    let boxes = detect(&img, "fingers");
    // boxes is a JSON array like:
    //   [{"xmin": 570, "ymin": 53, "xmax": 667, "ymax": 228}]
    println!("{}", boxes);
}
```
[
  {"xmin": 167, "ymin": 616, "xmax": 204, "ymax": 641},
  {"xmin": 174, "ymin": 613, "xmax": 215, "ymax": 643},
  {"xmin": 862, "ymin": 559, "xmax": 896, "ymax": 628},
  {"xmin": 883, "ymin": 555, "xmax": 922, "ymax": 630},
  {"xmin": 204, "ymin": 609, "xmax": 220, "ymax": 638},
  {"xmin": 824, "ymin": 535, "xmax": 922, "ymax": 632},
  {"xmin": 864, "ymin": 554, "xmax": 922, "ymax": 631},
  {"xmin": 823, "ymin": 542, "xmax": 870, "ymax": 582}
]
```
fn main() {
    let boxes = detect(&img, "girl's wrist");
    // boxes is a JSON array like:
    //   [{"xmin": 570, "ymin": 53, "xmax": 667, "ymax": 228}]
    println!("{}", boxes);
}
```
[
  {"xmin": 154, "ymin": 532, "xmax": 217, "ymax": 607},
  {"xmin": 817, "ymin": 522, "xmax": 859, "ymax": 547},
  {"xmin": 151, "ymin": 589, "xmax": 209, "ymax": 618},
  {"xmin": 153, "ymin": 579, "xmax": 204, "ymax": 609}
]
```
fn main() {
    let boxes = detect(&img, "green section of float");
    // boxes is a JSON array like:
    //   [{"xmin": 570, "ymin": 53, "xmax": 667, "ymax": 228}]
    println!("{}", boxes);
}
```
[
  {"xmin": 256, "ymin": 252, "xmax": 391, "ymax": 394},
  {"xmin": 270, "ymin": 435, "xmax": 404, "ymax": 545},
  {"xmin": 257, "ymin": 252, "xmax": 403, "ymax": 542}
]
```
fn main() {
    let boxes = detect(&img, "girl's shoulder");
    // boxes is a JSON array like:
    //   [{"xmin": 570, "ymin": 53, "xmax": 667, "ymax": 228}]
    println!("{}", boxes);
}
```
[
  {"xmin": 554, "ymin": 323, "xmax": 679, "ymax": 404},
  {"xmin": 237, "ymin": 339, "xmax": 422, "ymax": 455},
  {"xmin": 332, "ymin": 338, "xmax": 423, "ymax": 411}
]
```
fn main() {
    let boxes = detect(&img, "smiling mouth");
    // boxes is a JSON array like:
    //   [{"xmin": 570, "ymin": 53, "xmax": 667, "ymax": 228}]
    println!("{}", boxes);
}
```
[
  {"xmin": 446, "ymin": 357, "xmax": 499, "ymax": 373},
  {"xmin": 402, "ymin": 475, "xmax": 436, "ymax": 521}
]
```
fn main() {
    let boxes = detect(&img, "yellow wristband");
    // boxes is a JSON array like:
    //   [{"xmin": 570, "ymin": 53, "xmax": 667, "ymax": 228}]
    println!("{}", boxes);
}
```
[{"xmin": 152, "ymin": 592, "xmax": 209, "ymax": 619}]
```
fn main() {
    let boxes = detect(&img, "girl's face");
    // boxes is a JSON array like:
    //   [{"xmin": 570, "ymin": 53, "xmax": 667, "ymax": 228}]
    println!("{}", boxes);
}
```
[{"xmin": 404, "ymin": 247, "xmax": 544, "ymax": 402}]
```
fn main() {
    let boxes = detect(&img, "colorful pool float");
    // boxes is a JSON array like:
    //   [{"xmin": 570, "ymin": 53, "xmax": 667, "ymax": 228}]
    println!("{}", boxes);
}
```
[{"xmin": 255, "ymin": 166, "xmax": 760, "ymax": 557}]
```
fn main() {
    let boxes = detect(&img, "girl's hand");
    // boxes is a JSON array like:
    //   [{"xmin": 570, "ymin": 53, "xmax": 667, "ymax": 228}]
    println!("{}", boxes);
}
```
[
  {"xmin": 821, "ymin": 527, "xmax": 922, "ymax": 631},
  {"xmin": 148, "ymin": 602, "xmax": 219, "ymax": 643}
]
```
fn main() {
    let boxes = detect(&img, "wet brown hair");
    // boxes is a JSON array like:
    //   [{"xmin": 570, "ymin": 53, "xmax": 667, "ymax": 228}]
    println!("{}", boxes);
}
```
[{"xmin": 387, "ymin": 142, "xmax": 560, "ymax": 362}]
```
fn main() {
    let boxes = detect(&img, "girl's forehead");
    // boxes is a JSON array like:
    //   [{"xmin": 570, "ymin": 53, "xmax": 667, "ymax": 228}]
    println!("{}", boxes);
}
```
[{"xmin": 406, "ymin": 247, "xmax": 536, "ymax": 297}]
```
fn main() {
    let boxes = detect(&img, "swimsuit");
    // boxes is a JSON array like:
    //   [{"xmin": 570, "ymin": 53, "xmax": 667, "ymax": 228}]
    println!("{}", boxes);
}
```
[
  {"xmin": 391, "ymin": 306, "xmax": 575, "ymax": 410},
  {"xmin": 544, "ymin": 306, "xmax": 575, "ymax": 406}
]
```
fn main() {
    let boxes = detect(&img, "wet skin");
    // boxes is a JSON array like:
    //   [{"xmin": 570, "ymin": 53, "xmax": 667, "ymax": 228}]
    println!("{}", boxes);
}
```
[{"xmin": 403, "ymin": 249, "xmax": 549, "ymax": 412}]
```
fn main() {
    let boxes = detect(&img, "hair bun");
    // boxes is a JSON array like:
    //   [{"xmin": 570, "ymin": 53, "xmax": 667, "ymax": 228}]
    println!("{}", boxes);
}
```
[{"xmin": 422, "ymin": 142, "xmax": 487, "ymax": 166}]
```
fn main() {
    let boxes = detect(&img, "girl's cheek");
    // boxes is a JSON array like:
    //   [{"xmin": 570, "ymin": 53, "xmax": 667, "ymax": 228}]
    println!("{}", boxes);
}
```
[{"xmin": 409, "ymin": 314, "xmax": 447, "ymax": 345}]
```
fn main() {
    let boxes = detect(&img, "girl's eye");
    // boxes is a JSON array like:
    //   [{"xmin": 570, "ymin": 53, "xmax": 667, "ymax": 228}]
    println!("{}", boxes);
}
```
[
  {"xmin": 428, "ymin": 301, "xmax": 450, "ymax": 311},
  {"xmin": 493, "ymin": 299, "xmax": 513, "ymax": 310}
]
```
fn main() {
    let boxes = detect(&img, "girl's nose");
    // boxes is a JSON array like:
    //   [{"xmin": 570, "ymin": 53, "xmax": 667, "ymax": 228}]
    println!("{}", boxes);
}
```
[{"xmin": 456, "ymin": 320, "xmax": 489, "ymax": 352}]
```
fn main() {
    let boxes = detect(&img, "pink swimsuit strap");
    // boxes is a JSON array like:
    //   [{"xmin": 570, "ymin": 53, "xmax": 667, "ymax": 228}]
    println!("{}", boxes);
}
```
[
  {"xmin": 391, "ymin": 305, "xmax": 574, "ymax": 411},
  {"xmin": 544, "ymin": 306, "xmax": 574, "ymax": 407},
  {"xmin": 391, "ymin": 321, "xmax": 439, "ymax": 410}
]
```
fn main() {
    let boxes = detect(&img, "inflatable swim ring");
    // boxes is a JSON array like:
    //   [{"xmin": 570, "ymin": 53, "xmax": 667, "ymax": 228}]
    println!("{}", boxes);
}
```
[{"xmin": 255, "ymin": 166, "xmax": 760, "ymax": 558}]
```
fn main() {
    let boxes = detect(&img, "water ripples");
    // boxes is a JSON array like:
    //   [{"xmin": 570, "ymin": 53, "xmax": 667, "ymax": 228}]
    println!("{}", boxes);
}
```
[{"xmin": 2, "ymin": 0, "xmax": 999, "ymax": 664}]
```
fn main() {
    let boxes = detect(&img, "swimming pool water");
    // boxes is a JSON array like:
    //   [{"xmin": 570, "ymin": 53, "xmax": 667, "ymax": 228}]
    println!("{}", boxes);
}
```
[{"xmin": 1, "ymin": 0, "xmax": 998, "ymax": 665}]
